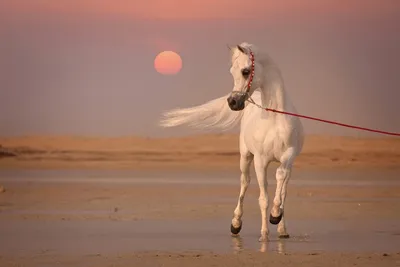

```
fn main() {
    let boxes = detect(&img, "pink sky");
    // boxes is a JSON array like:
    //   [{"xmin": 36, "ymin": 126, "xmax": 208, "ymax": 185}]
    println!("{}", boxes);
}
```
[
  {"xmin": 2, "ymin": 0, "xmax": 399, "ymax": 20},
  {"xmin": 1, "ymin": 0, "xmax": 399, "ymax": 137}
]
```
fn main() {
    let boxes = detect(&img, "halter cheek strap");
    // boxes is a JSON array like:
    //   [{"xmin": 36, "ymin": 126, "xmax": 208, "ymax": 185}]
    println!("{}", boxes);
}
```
[
  {"xmin": 231, "ymin": 49, "xmax": 255, "ymax": 99},
  {"xmin": 246, "ymin": 51, "xmax": 255, "ymax": 93},
  {"xmin": 245, "ymin": 50, "xmax": 262, "ymax": 106}
]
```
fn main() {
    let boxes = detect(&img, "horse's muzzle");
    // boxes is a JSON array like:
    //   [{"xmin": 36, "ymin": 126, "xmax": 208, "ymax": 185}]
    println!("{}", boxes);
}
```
[{"xmin": 227, "ymin": 94, "xmax": 246, "ymax": 111}]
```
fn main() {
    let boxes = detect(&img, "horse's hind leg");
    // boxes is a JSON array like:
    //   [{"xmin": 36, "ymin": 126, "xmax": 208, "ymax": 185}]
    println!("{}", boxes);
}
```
[
  {"xmin": 231, "ymin": 151, "xmax": 253, "ymax": 235},
  {"xmin": 276, "ymin": 173, "xmax": 291, "ymax": 238},
  {"xmin": 270, "ymin": 147, "xmax": 296, "ymax": 238}
]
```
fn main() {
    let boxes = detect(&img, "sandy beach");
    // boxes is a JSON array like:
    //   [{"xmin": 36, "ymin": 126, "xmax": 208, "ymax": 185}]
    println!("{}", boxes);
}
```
[
  {"xmin": 0, "ymin": 134, "xmax": 399, "ymax": 170},
  {"xmin": 0, "ymin": 134, "xmax": 400, "ymax": 266}
]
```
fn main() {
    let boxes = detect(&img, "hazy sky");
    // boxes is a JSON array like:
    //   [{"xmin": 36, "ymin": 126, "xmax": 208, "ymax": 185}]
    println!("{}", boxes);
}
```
[{"xmin": 1, "ymin": 1, "xmax": 399, "ymax": 137}]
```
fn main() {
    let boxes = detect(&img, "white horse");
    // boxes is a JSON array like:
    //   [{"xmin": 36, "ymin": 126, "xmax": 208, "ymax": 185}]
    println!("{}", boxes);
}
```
[{"xmin": 159, "ymin": 42, "xmax": 304, "ymax": 242}]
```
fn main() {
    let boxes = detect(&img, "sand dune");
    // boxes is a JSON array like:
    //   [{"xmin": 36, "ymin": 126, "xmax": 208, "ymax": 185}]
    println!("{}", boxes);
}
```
[{"xmin": 0, "ymin": 134, "xmax": 399, "ymax": 170}]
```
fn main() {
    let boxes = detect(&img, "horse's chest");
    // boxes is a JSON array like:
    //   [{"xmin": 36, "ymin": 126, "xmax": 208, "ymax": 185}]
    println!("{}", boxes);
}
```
[
  {"xmin": 244, "ymin": 114, "xmax": 276, "ymax": 139},
  {"xmin": 242, "ymin": 119, "xmax": 281, "ymax": 154}
]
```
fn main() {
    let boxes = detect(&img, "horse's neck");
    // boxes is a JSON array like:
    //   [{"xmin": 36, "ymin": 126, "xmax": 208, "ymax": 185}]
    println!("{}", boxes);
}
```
[{"xmin": 259, "ymin": 67, "xmax": 287, "ymax": 111}]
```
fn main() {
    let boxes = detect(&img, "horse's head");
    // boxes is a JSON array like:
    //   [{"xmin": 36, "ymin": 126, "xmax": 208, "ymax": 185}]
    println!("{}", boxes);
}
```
[{"xmin": 227, "ymin": 43, "xmax": 262, "ymax": 111}]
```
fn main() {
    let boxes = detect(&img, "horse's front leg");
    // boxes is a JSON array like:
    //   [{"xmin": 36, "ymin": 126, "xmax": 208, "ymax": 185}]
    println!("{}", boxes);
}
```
[
  {"xmin": 231, "ymin": 152, "xmax": 253, "ymax": 235},
  {"xmin": 254, "ymin": 155, "xmax": 270, "ymax": 242}
]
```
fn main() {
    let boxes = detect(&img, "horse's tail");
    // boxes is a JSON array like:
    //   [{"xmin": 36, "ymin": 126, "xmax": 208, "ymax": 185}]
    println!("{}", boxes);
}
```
[{"xmin": 159, "ymin": 93, "xmax": 244, "ymax": 131}]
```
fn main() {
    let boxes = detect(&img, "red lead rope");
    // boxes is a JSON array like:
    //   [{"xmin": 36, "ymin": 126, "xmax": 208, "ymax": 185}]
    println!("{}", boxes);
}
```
[
  {"xmin": 245, "ymin": 48, "xmax": 399, "ymax": 137},
  {"xmin": 265, "ymin": 108, "xmax": 400, "ymax": 137}
]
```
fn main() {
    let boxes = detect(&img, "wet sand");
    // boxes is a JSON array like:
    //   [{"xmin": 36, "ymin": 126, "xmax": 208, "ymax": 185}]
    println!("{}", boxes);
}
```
[
  {"xmin": 1, "ymin": 168, "xmax": 400, "ymax": 266},
  {"xmin": 0, "ymin": 134, "xmax": 400, "ymax": 266}
]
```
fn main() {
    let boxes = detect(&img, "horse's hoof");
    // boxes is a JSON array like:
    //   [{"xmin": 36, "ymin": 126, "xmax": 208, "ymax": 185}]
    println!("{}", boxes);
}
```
[
  {"xmin": 231, "ymin": 223, "xmax": 242, "ymax": 235},
  {"xmin": 278, "ymin": 234, "xmax": 290, "ymax": 239},
  {"xmin": 269, "ymin": 212, "xmax": 283, "ymax": 225}
]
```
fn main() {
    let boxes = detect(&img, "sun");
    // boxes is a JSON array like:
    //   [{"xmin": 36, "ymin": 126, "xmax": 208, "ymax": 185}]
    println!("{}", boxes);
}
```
[{"xmin": 154, "ymin": 51, "xmax": 182, "ymax": 75}]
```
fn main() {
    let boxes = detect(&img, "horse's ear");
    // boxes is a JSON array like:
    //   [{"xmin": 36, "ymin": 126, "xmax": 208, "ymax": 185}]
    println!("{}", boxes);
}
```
[
  {"xmin": 237, "ymin": 45, "xmax": 247, "ymax": 54},
  {"xmin": 227, "ymin": 44, "xmax": 235, "ymax": 56}
]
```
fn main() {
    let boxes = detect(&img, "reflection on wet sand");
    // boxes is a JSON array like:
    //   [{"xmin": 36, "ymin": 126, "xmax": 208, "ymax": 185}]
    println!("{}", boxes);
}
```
[
  {"xmin": 231, "ymin": 236, "xmax": 290, "ymax": 254},
  {"xmin": 231, "ymin": 236, "xmax": 243, "ymax": 253}
]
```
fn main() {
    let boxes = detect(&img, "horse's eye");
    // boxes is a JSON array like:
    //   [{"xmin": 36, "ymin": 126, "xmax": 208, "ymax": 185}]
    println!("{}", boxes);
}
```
[{"xmin": 241, "ymin": 68, "xmax": 250, "ymax": 77}]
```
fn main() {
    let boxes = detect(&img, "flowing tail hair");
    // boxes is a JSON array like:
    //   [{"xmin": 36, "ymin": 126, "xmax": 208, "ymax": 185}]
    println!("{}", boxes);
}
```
[{"xmin": 159, "ymin": 93, "xmax": 245, "ymax": 131}]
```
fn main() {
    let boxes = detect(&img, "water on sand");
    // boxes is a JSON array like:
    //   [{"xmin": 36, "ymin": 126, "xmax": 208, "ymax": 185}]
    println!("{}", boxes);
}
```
[{"xmin": 0, "ymin": 169, "xmax": 399, "ymax": 256}]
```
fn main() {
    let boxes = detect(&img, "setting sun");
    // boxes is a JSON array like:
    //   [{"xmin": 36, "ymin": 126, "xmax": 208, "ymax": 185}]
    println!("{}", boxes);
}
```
[{"xmin": 154, "ymin": 51, "xmax": 182, "ymax": 75}]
